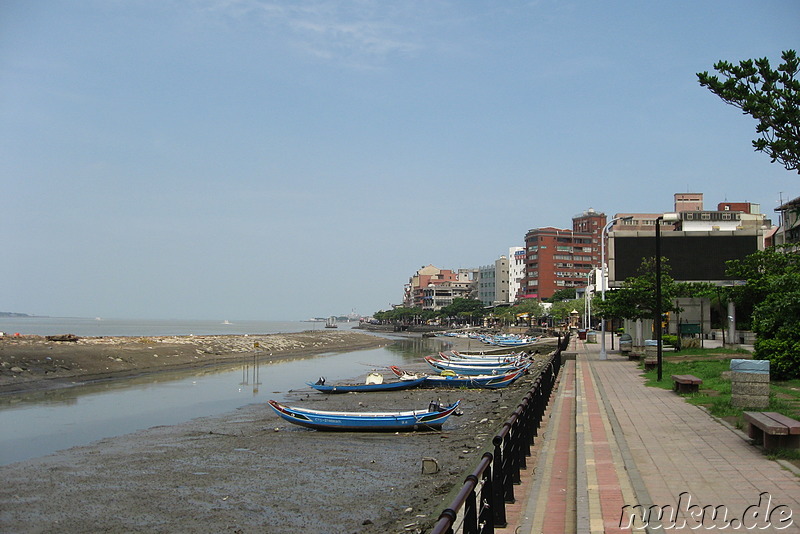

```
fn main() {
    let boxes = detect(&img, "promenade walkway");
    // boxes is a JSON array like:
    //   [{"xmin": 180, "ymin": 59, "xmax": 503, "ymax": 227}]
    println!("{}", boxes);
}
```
[{"xmin": 497, "ymin": 336, "xmax": 800, "ymax": 533}]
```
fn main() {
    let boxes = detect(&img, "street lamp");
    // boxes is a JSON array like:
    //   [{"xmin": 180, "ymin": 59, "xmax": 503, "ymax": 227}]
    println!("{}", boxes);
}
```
[
  {"xmin": 600, "ymin": 215, "xmax": 633, "ymax": 360},
  {"xmin": 655, "ymin": 213, "xmax": 680, "ymax": 380}
]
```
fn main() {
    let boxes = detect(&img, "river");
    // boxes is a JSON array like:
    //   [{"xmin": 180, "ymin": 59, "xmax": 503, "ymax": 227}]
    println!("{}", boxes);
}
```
[{"xmin": 0, "ymin": 318, "xmax": 451, "ymax": 466}]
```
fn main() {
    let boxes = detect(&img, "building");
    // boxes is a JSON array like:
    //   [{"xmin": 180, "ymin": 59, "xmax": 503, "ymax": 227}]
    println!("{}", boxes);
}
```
[
  {"xmin": 478, "ymin": 256, "xmax": 510, "ymax": 306},
  {"xmin": 610, "ymin": 193, "xmax": 772, "ymax": 235},
  {"xmin": 509, "ymin": 246, "xmax": 525, "ymax": 303},
  {"xmin": 404, "ymin": 265, "xmax": 477, "ymax": 311},
  {"xmin": 521, "ymin": 209, "xmax": 607, "ymax": 300},
  {"xmin": 774, "ymin": 194, "xmax": 800, "ymax": 246}
]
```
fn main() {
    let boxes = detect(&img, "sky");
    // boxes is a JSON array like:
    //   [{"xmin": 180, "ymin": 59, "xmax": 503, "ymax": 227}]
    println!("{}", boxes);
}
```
[{"xmin": 1, "ymin": 1, "xmax": 798, "ymax": 321}]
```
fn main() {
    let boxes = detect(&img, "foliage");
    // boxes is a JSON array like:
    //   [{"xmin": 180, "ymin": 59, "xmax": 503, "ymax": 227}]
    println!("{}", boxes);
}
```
[
  {"xmin": 662, "ymin": 334, "xmax": 678, "ymax": 347},
  {"xmin": 549, "ymin": 298, "xmax": 584, "ymax": 323},
  {"xmin": 546, "ymin": 288, "xmax": 577, "ymax": 302},
  {"xmin": 594, "ymin": 257, "xmax": 680, "ymax": 322},
  {"xmin": 439, "ymin": 297, "xmax": 486, "ymax": 320},
  {"xmin": 726, "ymin": 246, "xmax": 800, "ymax": 379},
  {"xmin": 697, "ymin": 49, "xmax": 800, "ymax": 173}
]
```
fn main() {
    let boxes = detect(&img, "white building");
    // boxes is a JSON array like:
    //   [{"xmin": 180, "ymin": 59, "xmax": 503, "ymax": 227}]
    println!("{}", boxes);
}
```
[{"xmin": 509, "ymin": 246, "xmax": 525, "ymax": 303}]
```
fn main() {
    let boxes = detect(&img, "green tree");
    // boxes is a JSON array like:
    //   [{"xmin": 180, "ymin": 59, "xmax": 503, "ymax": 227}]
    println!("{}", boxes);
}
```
[
  {"xmin": 550, "ymin": 298, "xmax": 584, "ymax": 325},
  {"xmin": 697, "ymin": 50, "xmax": 800, "ymax": 173},
  {"xmin": 547, "ymin": 288, "xmax": 577, "ymax": 302},
  {"xmin": 594, "ymin": 258, "xmax": 680, "ymax": 328},
  {"xmin": 725, "ymin": 246, "xmax": 800, "ymax": 379},
  {"xmin": 440, "ymin": 298, "xmax": 486, "ymax": 326}
]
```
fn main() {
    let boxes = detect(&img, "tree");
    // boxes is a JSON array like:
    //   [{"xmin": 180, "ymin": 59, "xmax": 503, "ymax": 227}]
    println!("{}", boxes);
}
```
[
  {"xmin": 547, "ymin": 288, "xmax": 577, "ymax": 302},
  {"xmin": 440, "ymin": 298, "xmax": 486, "ymax": 326},
  {"xmin": 697, "ymin": 50, "xmax": 800, "ymax": 173},
  {"xmin": 594, "ymin": 258, "xmax": 680, "ymax": 329},
  {"xmin": 725, "ymin": 246, "xmax": 800, "ymax": 379}
]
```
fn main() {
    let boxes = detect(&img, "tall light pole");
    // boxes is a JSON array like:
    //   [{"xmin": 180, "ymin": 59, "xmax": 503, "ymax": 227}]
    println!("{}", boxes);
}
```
[
  {"xmin": 654, "ymin": 213, "xmax": 679, "ymax": 380},
  {"xmin": 600, "ymin": 215, "xmax": 633, "ymax": 360},
  {"xmin": 585, "ymin": 270, "xmax": 592, "ymax": 329}
]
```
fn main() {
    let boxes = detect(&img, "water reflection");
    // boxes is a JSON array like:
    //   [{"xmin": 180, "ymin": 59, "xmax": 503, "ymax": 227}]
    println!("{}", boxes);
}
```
[
  {"xmin": 0, "ymin": 336, "xmax": 449, "ymax": 465},
  {"xmin": 239, "ymin": 352, "xmax": 262, "ymax": 396}
]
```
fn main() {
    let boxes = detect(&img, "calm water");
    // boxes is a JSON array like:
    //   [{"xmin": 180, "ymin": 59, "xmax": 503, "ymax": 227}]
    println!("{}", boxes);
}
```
[
  {"xmin": 0, "ymin": 318, "xmax": 446, "ymax": 466},
  {"xmin": 0, "ymin": 316, "xmax": 340, "ymax": 337}
]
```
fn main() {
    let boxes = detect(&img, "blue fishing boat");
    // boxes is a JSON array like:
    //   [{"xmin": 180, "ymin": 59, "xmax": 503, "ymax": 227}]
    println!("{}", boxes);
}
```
[
  {"xmin": 268, "ymin": 399, "xmax": 461, "ymax": 431},
  {"xmin": 425, "ymin": 356, "xmax": 526, "ymax": 376},
  {"xmin": 307, "ymin": 374, "xmax": 427, "ymax": 393},
  {"xmin": 390, "ymin": 366, "xmax": 527, "ymax": 389}
]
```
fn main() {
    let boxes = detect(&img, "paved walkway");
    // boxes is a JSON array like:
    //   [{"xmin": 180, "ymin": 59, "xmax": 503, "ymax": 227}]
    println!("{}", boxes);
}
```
[{"xmin": 498, "ymin": 336, "xmax": 800, "ymax": 533}]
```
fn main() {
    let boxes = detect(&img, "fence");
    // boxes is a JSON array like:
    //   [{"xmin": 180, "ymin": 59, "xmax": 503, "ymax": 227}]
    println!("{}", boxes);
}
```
[{"xmin": 430, "ymin": 333, "xmax": 568, "ymax": 534}]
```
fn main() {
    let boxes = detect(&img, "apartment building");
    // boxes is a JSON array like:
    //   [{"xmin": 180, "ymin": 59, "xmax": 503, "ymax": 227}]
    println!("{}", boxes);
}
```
[
  {"xmin": 478, "ymin": 256, "xmax": 510, "ymax": 306},
  {"xmin": 404, "ymin": 265, "xmax": 477, "ymax": 311},
  {"xmin": 521, "ymin": 209, "xmax": 607, "ymax": 300}
]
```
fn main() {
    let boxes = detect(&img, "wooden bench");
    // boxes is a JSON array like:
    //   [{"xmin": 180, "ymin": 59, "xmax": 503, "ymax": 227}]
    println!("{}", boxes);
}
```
[
  {"xmin": 671, "ymin": 374, "xmax": 702, "ymax": 394},
  {"xmin": 627, "ymin": 352, "xmax": 641, "ymax": 361},
  {"xmin": 643, "ymin": 357, "xmax": 657, "ymax": 371},
  {"xmin": 743, "ymin": 412, "xmax": 800, "ymax": 450}
]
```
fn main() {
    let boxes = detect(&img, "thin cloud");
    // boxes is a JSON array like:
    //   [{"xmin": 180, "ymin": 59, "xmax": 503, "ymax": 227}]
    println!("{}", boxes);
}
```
[{"xmin": 197, "ymin": 0, "xmax": 425, "ymax": 67}]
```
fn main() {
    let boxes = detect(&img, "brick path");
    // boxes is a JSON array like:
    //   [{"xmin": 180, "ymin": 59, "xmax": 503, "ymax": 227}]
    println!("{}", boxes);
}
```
[{"xmin": 498, "ymin": 336, "xmax": 800, "ymax": 533}]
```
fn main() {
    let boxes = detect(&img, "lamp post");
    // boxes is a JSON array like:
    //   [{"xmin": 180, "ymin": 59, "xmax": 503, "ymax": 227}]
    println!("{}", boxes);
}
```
[
  {"xmin": 600, "ymin": 215, "xmax": 633, "ymax": 360},
  {"xmin": 654, "ymin": 213, "xmax": 679, "ymax": 381},
  {"xmin": 585, "ymin": 270, "xmax": 592, "ymax": 329}
]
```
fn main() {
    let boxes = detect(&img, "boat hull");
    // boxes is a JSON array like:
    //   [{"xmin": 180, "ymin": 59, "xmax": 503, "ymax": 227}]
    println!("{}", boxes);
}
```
[
  {"xmin": 425, "ymin": 356, "xmax": 523, "ymax": 375},
  {"xmin": 390, "ymin": 366, "xmax": 526, "ymax": 389},
  {"xmin": 307, "ymin": 376, "xmax": 426, "ymax": 393},
  {"xmin": 268, "ymin": 399, "xmax": 460, "ymax": 431}
]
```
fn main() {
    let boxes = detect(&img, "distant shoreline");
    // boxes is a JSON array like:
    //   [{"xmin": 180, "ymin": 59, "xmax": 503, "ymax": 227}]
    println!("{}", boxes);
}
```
[{"xmin": 0, "ymin": 330, "xmax": 390, "ymax": 395}]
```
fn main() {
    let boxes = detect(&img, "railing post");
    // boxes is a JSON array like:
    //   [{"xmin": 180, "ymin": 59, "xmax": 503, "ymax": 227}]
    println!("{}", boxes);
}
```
[{"xmin": 491, "ymin": 438, "xmax": 508, "ymax": 527}]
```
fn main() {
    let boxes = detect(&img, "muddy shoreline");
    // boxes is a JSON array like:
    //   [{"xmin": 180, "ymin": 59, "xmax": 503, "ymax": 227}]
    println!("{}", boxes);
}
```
[
  {"xmin": 0, "ymin": 330, "xmax": 391, "ymax": 395},
  {"xmin": 0, "ymin": 333, "xmax": 558, "ymax": 533}
]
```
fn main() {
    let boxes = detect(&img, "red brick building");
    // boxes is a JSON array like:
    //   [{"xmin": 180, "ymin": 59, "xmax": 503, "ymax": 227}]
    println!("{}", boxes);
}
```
[{"xmin": 520, "ymin": 209, "xmax": 607, "ymax": 300}]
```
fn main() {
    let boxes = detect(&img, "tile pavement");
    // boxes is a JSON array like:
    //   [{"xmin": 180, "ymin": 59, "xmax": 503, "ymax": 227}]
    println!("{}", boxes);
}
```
[{"xmin": 497, "ymin": 335, "xmax": 800, "ymax": 533}]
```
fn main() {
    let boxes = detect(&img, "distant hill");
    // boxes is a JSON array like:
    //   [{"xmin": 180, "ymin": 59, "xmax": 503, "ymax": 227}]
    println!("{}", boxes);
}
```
[{"xmin": 0, "ymin": 312, "xmax": 32, "ymax": 318}]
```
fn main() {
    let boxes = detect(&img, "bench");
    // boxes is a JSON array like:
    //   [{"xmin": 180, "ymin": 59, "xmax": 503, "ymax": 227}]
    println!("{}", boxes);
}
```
[
  {"xmin": 627, "ymin": 352, "xmax": 641, "ymax": 361},
  {"xmin": 643, "ymin": 357, "xmax": 657, "ymax": 371},
  {"xmin": 671, "ymin": 374, "xmax": 702, "ymax": 394},
  {"xmin": 743, "ymin": 412, "xmax": 800, "ymax": 450}
]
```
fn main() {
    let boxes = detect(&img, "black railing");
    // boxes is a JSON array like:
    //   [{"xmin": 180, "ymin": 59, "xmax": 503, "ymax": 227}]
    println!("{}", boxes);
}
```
[{"xmin": 430, "ymin": 334, "xmax": 568, "ymax": 534}]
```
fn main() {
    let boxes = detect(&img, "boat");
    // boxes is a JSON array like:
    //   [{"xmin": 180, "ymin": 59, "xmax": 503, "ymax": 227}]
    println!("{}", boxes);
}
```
[
  {"xmin": 390, "ymin": 366, "xmax": 526, "ymax": 389},
  {"xmin": 437, "ymin": 352, "xmax": 521, "ymax": 364},
  {"xmin": 325, "ymin": 316, "xmax": 338, "ymax": 328},
  {"xmin": 424, "ymin": 356, "xmax": 526, "ymax": 376},
  {"xmin": 307, "ymin": 373, "xmax": 427, "ymax": 393},
  {"xmin": 444, "ymin": 350, "xmax": 526, "ymax": 362},
  {"xmin": 267, "ymin": 399, "xmax": 461, "ymax": 431}
]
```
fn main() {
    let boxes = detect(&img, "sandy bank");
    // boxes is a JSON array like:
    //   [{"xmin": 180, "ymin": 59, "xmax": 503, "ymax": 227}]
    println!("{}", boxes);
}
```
[{"xmin": 0, "ymin": 330, "xmax": 390, "ymax": 394}]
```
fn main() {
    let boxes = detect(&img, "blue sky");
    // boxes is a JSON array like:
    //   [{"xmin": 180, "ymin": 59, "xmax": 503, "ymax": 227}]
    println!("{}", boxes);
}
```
[{"xmin": 1, "ymin": 1, "xmax": 798, "ymax": 321}]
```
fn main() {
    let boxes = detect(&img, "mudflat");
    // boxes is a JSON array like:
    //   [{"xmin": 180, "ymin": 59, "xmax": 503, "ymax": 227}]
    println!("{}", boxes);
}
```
[
  {"xmin": 0, "ymin": 332, "xmax": 558, "ymax": 533},
  {"xmin": 0, "ymin": 330, "xmax": 390, "ymax": 394}
]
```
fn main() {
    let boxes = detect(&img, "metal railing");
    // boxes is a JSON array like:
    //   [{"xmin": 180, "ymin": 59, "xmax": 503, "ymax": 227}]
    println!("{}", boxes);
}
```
[{"xmin": 430, "ymin": 333, "xmax": 568, "ymax": 534}]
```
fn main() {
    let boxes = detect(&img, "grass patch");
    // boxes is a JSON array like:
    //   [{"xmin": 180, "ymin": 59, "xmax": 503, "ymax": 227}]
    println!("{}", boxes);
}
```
[
  {"xmin": 640, "ymin": 351, "xmax": 800, "ymax": 423},
  {"xmin": 667, "ymin": 346, "xmax": 750, "ymax": 357}
]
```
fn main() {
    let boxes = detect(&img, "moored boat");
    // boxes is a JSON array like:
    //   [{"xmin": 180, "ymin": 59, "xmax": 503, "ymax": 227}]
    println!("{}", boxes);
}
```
[
  {"xmin": 390, "ymin": 366, "xmax": 527, "ymax": 389},
  {"xmin": 425, "ymin": 356, "xmax": 526, "ymax": 376},
  {"xmin": 307, "ymin": 374, "xmax": 427, "ymax": 393},
  {"xmin": 267, "ymin": 399, "xmax": 461, "ymax": 431}
]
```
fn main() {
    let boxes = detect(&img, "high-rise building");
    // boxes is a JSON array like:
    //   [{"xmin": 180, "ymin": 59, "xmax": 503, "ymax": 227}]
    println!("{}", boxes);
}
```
[{"xmin": 521, "ymin": 209, "xmax": 607, "ymax": 300}]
